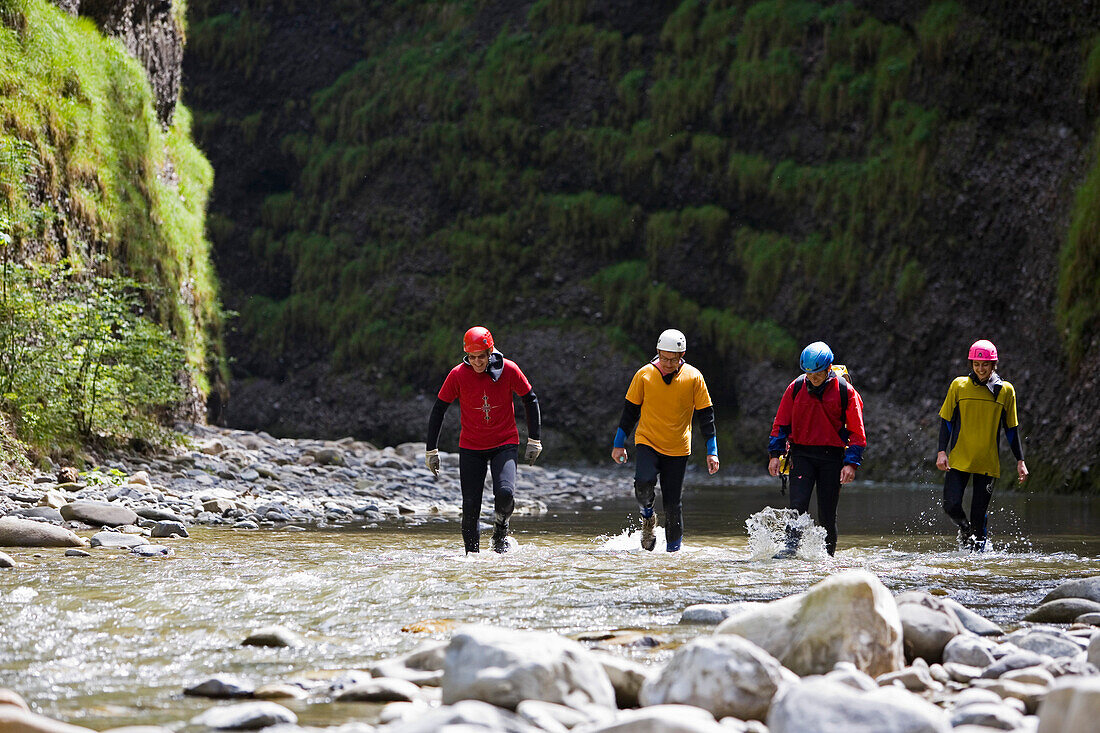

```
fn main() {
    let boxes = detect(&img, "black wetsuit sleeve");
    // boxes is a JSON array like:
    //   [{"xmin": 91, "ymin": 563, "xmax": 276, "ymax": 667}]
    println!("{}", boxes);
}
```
[
  {"xmin": 1004, "ymin": 422, "xmax": 1024, "ymax": 461},
  {"xmin": 426, "ymin": 398, "xmax": 451, "ymax": 451},
  {"xmin": 694, "ymin": 405, "xmax": 716, "ymax": 438},
  {"xmin": 522, "ymin": 390, "xmax": 541, "ymax": 440},
  {"xmin": 618, "ymin": 399, "xmax": 641, "ymax": 436},
  {"xmin": 938, "ymin": 418, "xmax": 951, "ymax": 453}
]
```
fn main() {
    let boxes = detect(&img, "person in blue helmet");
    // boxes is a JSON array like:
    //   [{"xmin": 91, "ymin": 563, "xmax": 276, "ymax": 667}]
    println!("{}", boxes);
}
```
[{"xmin": 767, "ymin": 341, "xmax": 866, "ymax": 557}]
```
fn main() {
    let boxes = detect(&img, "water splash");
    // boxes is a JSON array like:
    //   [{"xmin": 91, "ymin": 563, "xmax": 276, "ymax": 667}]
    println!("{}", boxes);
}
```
[{"xmin": 745, "ymin": 506, "xmax": 827, "ymax": 560}]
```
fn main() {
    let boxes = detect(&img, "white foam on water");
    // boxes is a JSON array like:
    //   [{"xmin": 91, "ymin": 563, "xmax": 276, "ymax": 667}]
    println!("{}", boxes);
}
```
[
  {"xmin": 745, "ymin": 506, "xmax": 828, "ymax": 561},
  {"xmin": 596, "ymin": 525, "xmax": 692, "ymax": 553},
  {"xmin": 6, "ymin": 586, "xmax": 39, "ymax": 603}
]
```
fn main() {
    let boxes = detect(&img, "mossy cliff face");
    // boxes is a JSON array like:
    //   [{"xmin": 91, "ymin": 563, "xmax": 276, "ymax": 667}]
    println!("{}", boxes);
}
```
[
  {"xmin": 0, "ymin": 0, "xmax": 224, "ymax": 441},
  {"xmin": 185, "ymin": 0, "xmax": 1100, "ymax": 490}
]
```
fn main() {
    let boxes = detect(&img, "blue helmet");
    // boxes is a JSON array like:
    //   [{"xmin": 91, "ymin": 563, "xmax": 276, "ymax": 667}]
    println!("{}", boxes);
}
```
[{"xmin": 800, "ymin": 341, "xmax": 833, "ymax": 373}]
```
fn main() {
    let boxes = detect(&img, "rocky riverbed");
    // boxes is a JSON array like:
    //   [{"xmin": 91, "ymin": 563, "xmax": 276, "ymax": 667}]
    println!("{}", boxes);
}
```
[
  {"xmin": 3, "ymin": 569, "xmax": 1100, "ymax": 732},
  {"xmin": 0, "ymin": 424, "xmax": 627, "ymax": 551}
]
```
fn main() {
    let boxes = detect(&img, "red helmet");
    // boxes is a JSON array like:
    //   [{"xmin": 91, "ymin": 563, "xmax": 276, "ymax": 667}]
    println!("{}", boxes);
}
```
[
  {"xmin": 463, "ymin": 326, "xmax": 494, "ymax": 354},
  {"xmin": 968, "ymin": 339, "xmax": 998, "ymax": 361}
]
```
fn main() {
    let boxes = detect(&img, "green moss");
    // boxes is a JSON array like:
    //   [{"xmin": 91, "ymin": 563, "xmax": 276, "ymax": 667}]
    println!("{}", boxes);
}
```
[
  {"xmin": 0, "ymin": 0, "xmax": 222, "ymax": 405},
  {"xmin": 916, "ymin": 1, "xmax": 964, "ymax": 64},
  {"xmin": 1059, "ymin": 128, "xmax": 1100, "ymax": 371}
]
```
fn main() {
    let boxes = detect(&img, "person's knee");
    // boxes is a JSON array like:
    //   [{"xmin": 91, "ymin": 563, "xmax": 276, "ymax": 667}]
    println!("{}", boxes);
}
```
[{"xmin": 634, "ymin": 479, "xmax": 657, "ymax": 506}]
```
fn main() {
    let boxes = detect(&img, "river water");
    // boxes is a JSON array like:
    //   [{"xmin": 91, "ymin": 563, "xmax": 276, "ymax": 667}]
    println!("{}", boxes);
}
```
[{"xmin": 2, "ymin": 477, "xmax": 1099, "ymax": 730}]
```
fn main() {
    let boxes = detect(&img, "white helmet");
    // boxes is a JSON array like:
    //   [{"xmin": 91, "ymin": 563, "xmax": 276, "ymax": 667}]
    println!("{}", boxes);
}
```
[{"xmin": 656, "ymin": 328, "xmax": 687, "ymax": 352}]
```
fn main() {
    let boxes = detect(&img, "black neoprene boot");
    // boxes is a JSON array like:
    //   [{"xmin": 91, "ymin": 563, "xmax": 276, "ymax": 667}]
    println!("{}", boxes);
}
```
[{"xmin": 491, "ymin": 516, "xmax": 509, "ymax": 554}]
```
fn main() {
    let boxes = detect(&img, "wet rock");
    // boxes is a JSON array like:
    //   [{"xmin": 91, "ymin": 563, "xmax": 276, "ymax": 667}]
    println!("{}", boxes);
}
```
[
  {"xmin": 90, "ymin": 532, "xmax": 149, "ymax": 549},
  {"xmin": 1041, "ymin": 576, "xmax": 1100, "ymax": 605},
  {"xmin": 184, "ymin": 674, "xmax": 255, "ymax": 698},
  {"xmin": 371, "ymin": 641, "xmax": 446, "ymax": 686},
  {"xmin": 680, "ymin": 602, "xmax": 759, "ymax": 624},
  {"xmin": 940, "ymin": 598, "xmax": 1003, "ymax": 636},
  {"xmin": 949, "ymin": 701, "xmax": 1026, "ymax": 730},
  {"xmin": 135, "ymin": 507, "xmax": 187, "ymax": 523},
  {"xmin": 716, "ymin": 570, "xmax": 904, "ymax": 677},
  {"xmin": 896, "ymin": 591, "xmax": 967, "ymax": 664},
  {"xmin": 64, "ymin": 549, "xmax": 92, "ymax": 558},
  {"xmin": 1004, "ymin": 627, "xmax": 1084, "ymax": 659},
  {"xmin": 334, "ymin": 678, "xmax": 422, "ymax": 702},
  {"xmin": 131, "ymin": 544, "xmax": 172, "ymax": 557},
  {"xmin": 640, "ymin": 635, "xmax": 791, "ymax": 720},
  {"xmin": 591, "ymin": 651, "xmax": 653, "ymax": 709},
  {"xmin": 12, "ymin": 507, "xmax": 65, "ymax": 522},
  {"xmin": 0, "ymin": 551, "xmax": 13, "ymax": 568},
  {"xmin": 60, "ymin": 501, "xmax": 138, "ymax": 527},
  {"xmin": 252, "ymin": 683, "xmax": 309, "ymax": 700},
  {"xmin": 1076, "ymin": 612, "xmax": 1100, "ymax": 626},
  {"xmin": 441, "ymin": 624, "xmax": 615, "ymax": 710},
  {"xmin": 767, "ymin": 677, "xmax": 951, "ymax": 733},
  {"xmin": 0, "ymin": 706, "xmax": 96, "ymax": 733},
  {"xmin": 1026, "ymin": 599, "xmax": 1100, "ymax": 623},
  {"xmin": 242, "ymin": 625, "xmax": 303, "ymax": 648},
  {"xmin": 190, "ymin": 701, "xmax": 297, "ymax": 730},
  {"xmin": 943, "ymin": 634, "xmax": 998, "ymax": 668},
  {"xmin": 0, "ymin": 516, "xmax": 87, "ymax": 547},
  {"xmin": 1037, "ymin": 677, "xmax": 1100, "ymax": 732},
  {"xmin": 150, "ymin": 521, "xmax": 188, "ymax": 538}
]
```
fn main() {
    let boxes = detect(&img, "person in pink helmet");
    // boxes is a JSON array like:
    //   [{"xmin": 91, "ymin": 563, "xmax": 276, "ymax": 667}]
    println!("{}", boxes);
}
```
[{"xmin": 936, "ymin": 339, "xmax": 1028, "ymax": 551}]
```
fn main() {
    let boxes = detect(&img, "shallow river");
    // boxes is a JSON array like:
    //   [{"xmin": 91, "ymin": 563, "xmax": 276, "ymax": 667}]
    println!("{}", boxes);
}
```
[{"xmin": 2, "ymin": 477, "xmax": 1099, "ymax": 730}]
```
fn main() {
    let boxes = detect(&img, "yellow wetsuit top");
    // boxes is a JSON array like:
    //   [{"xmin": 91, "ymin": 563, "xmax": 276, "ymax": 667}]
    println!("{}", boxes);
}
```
[
  {"xmin": 938, "ymin": 375, "xmax": 1018, "ymax": 478},
  {"xmin": 625, "ymin": 362, "xmax": 712, "ymax": 457}
]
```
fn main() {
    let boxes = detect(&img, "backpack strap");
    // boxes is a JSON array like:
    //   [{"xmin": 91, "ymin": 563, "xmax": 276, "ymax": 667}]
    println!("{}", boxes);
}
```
[
  {"xmin": 837, "ymin": 378, "xmax": 851, "ymax": 442},
  {"xmin": 791, "ymin": 374, "xmax": 806, "ymax": 400}
]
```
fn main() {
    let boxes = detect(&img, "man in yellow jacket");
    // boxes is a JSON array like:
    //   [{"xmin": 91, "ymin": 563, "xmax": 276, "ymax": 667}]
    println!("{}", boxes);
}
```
[{"xmin": 611, "ymin": 329, "xmax": 719, "ymax": 552}]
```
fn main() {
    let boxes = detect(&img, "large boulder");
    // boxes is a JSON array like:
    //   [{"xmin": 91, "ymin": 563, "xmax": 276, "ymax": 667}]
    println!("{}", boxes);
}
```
[
  {"xmin": 715, "ymin": 570, "xmax": 904, "ymax": 677},
  {"xmin": 1025, "ymin": 599, "xmax": 1100, "ymax": 623},
  {"xmin": 1041, "ymin": 577, "xmax": 1100, "ymax": 605},
  {"xmin": 441, "ymin": 625, "xmax": 615, "ymax": 710},
  {"xmin": 0, "ymin": 516, "xmax": 86, "ymax": 547},
  {"xmin": 1037, "ymin": 677, "xmax": 1100, "ymax": 732},
  {"xmin": 639, "ymin": 635, "xmax": 791, "ymax": 721},
  {"xmin": 767, "ymin": 677, "xmax": 951, "ymax": 733},
  {"xmin": 60, "ymin": 501, "xmax": 137, "ymax": 527},
  {"xmin": 895, "ymin": 592, "xmax": 967, "ymax": 664},
  {"xmin": 1003, "ymin": 628, "xmax": 1085, "ymax": 659},
  {"xmin": 1089, "ymin": 632, "xmax": 1100, "ymax": 668}
]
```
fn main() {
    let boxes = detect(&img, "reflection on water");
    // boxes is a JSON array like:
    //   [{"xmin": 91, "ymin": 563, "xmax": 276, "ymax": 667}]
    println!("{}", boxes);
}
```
[{"xmin": 1, "ymin": 479, "xmax": 1098, "ymax": 729}]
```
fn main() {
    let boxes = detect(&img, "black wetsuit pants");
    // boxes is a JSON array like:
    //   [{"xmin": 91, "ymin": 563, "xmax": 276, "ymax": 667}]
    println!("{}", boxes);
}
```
[
  {"xmin": 634, "ymin": 444, "xmax": 689, "ymax": 551},
  {"xmin": 459, "ymin": 445, "xmax": 517, "ymax": 553},
  {"xmin": 788, "ymin": 445, "xmax": 844, "ymax": 556},
  {"xmin": 942, "ymin": 468, "xmax": 994, "ymax": 542}
]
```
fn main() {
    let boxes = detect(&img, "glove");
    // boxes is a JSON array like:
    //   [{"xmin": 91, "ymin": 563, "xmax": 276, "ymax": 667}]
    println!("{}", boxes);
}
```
[
  {"xmin": 525, "ymin": 439, "xmax": 542, "ymax": 465},
  {"xmin": 425, "ymin": 449, "xmax": 440, "ymax": 476}
]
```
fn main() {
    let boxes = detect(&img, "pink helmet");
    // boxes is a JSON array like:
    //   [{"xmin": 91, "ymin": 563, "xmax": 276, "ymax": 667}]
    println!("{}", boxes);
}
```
[{"xmin": 968, "ymin": 339, "xmax": 998, "ymax": 361}]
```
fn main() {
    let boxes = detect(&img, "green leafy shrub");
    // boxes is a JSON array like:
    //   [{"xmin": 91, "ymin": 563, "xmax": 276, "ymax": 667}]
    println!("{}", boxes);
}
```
[{"xmin": 0, "ymin": 262, "xmax": 185, "ymax": 451}]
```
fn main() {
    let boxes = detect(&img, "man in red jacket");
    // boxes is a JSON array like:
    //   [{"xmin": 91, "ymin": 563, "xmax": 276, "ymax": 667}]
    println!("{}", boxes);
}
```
[
  {"xmin": 767, "ymin": 341, "xmax": 866, "ymax": 557},
  {"xmin": 425, "ymin": 326, "xmax": 541, "ymax": 554}
]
